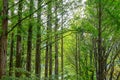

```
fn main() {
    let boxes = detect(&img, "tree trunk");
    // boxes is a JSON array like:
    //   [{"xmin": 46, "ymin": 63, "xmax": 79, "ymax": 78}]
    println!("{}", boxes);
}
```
[
  {"xmin": 97, "ymin": 0, "xmax": 104, "ymax": 80},
  {"xmin": 26, "ymin": 0, "xmax": 33, "ymax": 77},
  {"xmin": 45, "ymin": 41, "xmax": 49, "ymax": 79},
  {"xmin": 48, "ymin": 0, "xmax": 52, "ymax": 80},
  {"xmin": 9, "ymin": 33, "xmax": 14, "ymax": 76},
  {"xmin": 35, "ymin": 0, "xmax": 42, "ymax": 79},
  {"xmin": 61, "ymin": 0, "xmax": 64, "ymax": 79},
  {"xmin": 55, "ymin": 0, "xmax": 59, "ymax": 79},
  {"xmin": 0, "ymin": 0, "xmax": 8, "ymax": 78},
  {"xmin": 15, "ymin": 0, "xmax": 23, "ymax": 77},
  {"xmin": 78, "ymin": 34, "xmax": 81, "ymax": 78},
  {"xmin": 9, "ymin": 0, "xmax": 14, "ymax": 76},
  {"xmin": 75, "ymin": 33, "xmax": 78, "ymax": 80},
  {"xmin": 61, "ymin": 31, "xmax": 64, "ymax": 80},
  {"xmin": 45, "ymin": 0, "xmax": 52, "ymax": 79}
]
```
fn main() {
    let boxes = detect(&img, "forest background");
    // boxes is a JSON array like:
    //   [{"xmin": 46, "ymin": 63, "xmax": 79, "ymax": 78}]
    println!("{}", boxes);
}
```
[{"xmin": 0, "ymin": 0, "xmax": 120, "ymax": 80}]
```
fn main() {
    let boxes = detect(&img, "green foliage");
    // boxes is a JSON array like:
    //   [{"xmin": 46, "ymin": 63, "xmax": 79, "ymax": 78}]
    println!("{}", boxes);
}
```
[{"xmin": 1, "ymin": 0, "xmax": 120, "ymax": 80}]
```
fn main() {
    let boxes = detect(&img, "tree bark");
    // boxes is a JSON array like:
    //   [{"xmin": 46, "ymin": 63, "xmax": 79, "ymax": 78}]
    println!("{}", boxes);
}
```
[
  {"xmin": 48, "ymin": 0, "xmax": 52, "ymax": 79},
  {"xmin": 45, "ymin": 0, "xmax": 51, "ymax": 79},
  {"xmin": 35, "ymin": 0, "xmax": 42, "ymax": 79},
  {"xmin": 0, "ymin": 0, "xmax": 8, "ymax": 78},
  {"xmin": 45, "ymin": 0, "xmax": 53, "ymax": 79},
  {"xmin": 26, "ymin": 0, "xmax": 33, "ymax": 77},
  {"xmin": 9, "ymin": 33, "xmax": 14, "ymax": 76},
  {"xmin": 55, "ymin": 0, "xmax": 59, "ymax": 79},
  {"xmin": 78, "ymin": 34, "xmax": 81, "ymax": 78},
  {"xmin": 61, "ymin": 0, "xmax": 64, "ymax": 79},
  {"xmin": 97, "ymin": 0, "xmax": 104, "ymax": 80},
  {"xmin": 75, "ymin": 33, "xmax": 78, "ymax": 80},
  {"xmin": 15, "ymin": 0, "xmax": 23, "ymax": 77},
  {"xmin": 9, "ymin": 0, "xmax": 14, "ymax": 76},
  {"xmin": 45, "ymin": 41, "xmax": 49, "ymax": 79}
]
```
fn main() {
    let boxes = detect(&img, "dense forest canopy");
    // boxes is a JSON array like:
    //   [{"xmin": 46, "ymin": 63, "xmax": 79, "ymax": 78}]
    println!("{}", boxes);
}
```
[{"xmin": 0, "ymin": 0, "xmax": 120, "ymax": 80}]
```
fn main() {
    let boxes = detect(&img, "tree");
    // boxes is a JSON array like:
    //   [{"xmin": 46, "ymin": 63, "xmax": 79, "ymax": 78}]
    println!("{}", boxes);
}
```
[
  {"xmin": 75, "ymin": 33, "xmax": 81, "ymax": 80},
  {"xmin": 35, "ymin": 0, "xmax": 42, "ymax": 79},
  {"xmin": 97, "ymin": 0, "xmax": 103, "ymax": 80},
  {"xmin": 9, "ymin": 0, "xmax": 15, "ymax": 76},
  {"xmin": 15, "ymin": 0, "xmax": 23, "ymax": 77},
  {"xmin": 48, "ymin": 0, "xmax": 53, "ymax": 79},
  {"xmin": 54, "ymin": 0, "xmax": 59, "ymax": 79},
  {"xmin": 45, "ymin": 0, "xmax": 53, "ymax": 79},
  {"xmin": 75, "ymin": 33, "xmax": 78, "ymax": 80},
  {"xmin": 0, "ymin": 0, "xmax": 8, "ymax": 78},
  {"xmin": 61, "ymin": 0, "xmax": 64, "ymax": 79},
  {"xmin": 9, "ymin": 33, "xmax": 14, "ymax": 76},
  {"xmin": 26, "ymin": 0, "xmax": 34, "ymax": 77}
]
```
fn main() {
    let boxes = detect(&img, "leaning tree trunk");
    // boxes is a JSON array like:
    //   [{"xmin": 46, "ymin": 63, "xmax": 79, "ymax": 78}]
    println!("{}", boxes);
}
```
[{"xmin": 0, "ymin": 0, "xmax": 8, "ymax": 79}]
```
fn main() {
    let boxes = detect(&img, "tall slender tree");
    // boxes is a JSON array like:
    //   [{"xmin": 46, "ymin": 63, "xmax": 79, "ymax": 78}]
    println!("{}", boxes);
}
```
[
  {"xmin": 9, "ymin": 33, "xmax": 14, "ymax": 76},
  {"xmin": 26, "ymin": 0, "xmax": 33, "ymax": 77},
  {"xmin": 55, "ymin": 0, "xmax": 59, "ymax": 79},
  {"xmin": 15, "ymin": 0, "xmax": 23, "ymax": 77},
  {"xmin": 35, "ymin": 0, "xmax": 42, "ymax": 79},
  {"xmin": 0, "ymin": 0, "xmax": 8, "ymax": 78},
  {"xmin": 97, "ymin": 0, "xmax": 103, "ymax": 80},
  {"xmin": 9, "ymin": 0, "xmax": 15, "ymax": 76},
  {"xmin": 77, "ymin": 34, "xmax": 81, "ymax": 79},
  {"xmin": 61, "ymin": 0, "xmax": 64, "ymax": 80},
  {"xmin": 75, "ymin": 33, "xmax": 78, "ymax": 80},
  {"xmin": 48, "ymin": 0, "xmax": 53, "ymax": 79},
  {"xmin": 45, "ymin": 0, "xmax": 52, "ymax": 79}
]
